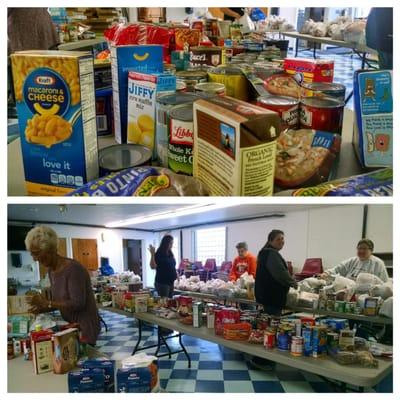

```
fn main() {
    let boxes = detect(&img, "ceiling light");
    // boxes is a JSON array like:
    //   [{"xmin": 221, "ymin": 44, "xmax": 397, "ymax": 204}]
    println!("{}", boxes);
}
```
[{"xmin": 105, "ymin": 204, "xmax": 239, "ymax": 228}]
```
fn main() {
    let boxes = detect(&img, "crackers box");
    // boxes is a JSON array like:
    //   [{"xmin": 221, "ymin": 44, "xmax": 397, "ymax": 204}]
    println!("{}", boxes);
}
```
[
  {"xmin": 31, "ymin": 329, "xmax": 54, "ymax": 374},
  {"xmin": 11, "ymin": 51, "xmax": 99, "ymax": 196},
  {"xmin": 52, "ymin": 328, "xmax": 79, "ymax": 374},
  {"xmin": 127, "ymin": 71, "xmax": 176, "ymax": 153},
  {"xmin": 110, "ymin": 45, "xmax": 164, "ymax": 144},
  {"xmin": 193, "ymin": 96, "xmax": 281, "ymax": 196},
  {"xmin": 283, "ymin": 58, "xmax": 334, "ymax": 83},
  {"xmin": 353, "ymin": 70, "xmax": 392, "ymax": 167}
]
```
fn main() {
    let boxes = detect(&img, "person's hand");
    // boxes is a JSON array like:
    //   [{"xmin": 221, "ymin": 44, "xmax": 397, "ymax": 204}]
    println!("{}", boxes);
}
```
[
  {"xmin": 292, "ymin": 281, "xmax": 298, "ymax": 290},
  {"xmin": 27, "ymin": 294, "xmax": 49, "ymax": 314},
  {"xmin": 317, "ymin": 272, "xmax": 329, "ymax": 280},
  {"xmin": 148, "ymin": 244, "xmax": 156, "ymax": 255}
]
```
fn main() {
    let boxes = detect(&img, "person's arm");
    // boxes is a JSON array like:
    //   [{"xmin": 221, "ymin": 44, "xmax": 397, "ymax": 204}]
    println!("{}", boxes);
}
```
[
  {"xmin": 149, "ymin": 245, "xmax": 157, "ymax": 270},
  {"xmin": 325, "ymin": 258, "xmax": 352, "ymax": 277},
  {"xmin": 248, "ymin": 255, "xmax": 257, "ymax": 278},
  {"xmin": 268, "ymin": 251, "xmax": 298, "ymax": 289},
  {"xmin": 375, "ymin": 259, "xmax": 389, "ymax": 282},
  {"xmin": 229, "ymin": 258, "xmax": 238, "ymax": 281},
  {"xmin": 220, "ymin": 8, "xmax": 241, "ymax": 20}
]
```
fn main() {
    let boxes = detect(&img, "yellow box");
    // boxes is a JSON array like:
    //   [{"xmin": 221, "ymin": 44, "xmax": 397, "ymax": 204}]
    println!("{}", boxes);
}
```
[{"xmin": 11, "ymin": 50, "xmax": 99, "ymax": 196}]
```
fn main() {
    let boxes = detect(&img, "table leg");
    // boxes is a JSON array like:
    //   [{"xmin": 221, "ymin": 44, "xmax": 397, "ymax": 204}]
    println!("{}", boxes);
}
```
[
  {"xmin": 155, "ymin": 327, "xmax": 162, "ymax": 357},
  {"xmin": 178, "ymin": 333, "xmax": 191, "ymax": 368},
  {"xmin": 295, "ymin": 38, "xmax": 299, "ymax": 57},
  {"xmin": 345, "ymin": 90, "xmax": 353, "ymax": 105},
  {"xmin": 313, "ymin": 42, "xmax": 317, "ymax": 59},
  {"xmin": 132, "ymin": 318, "xmax": 143, "ymax": 355},
  {"xmin": 159, "ymin": 329, "xmax": 173, "ymax": 359}
]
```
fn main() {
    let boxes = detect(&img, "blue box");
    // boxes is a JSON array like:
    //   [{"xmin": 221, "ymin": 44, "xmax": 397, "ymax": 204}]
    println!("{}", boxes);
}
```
[
  {"xmin": 353, "ymin": 69, "xmax": 392, "ymax": 167},
  {"xmin": 117, "ymin": 367, "xmax": 152, "ymax": 393},
  {"xmin": 78, "ymin": 359, "xmax": 115, "ymax": 392},
  {"xmin": 111, "ymin": 45, "xmax": 164, "ymax": 144},
  {"xmin": 68, "ymin": 368, "xmax": 105, "ymax": 393},
  {"xmin": 321, "ymin": 318, "xmax": 348, "ymax": 332}
]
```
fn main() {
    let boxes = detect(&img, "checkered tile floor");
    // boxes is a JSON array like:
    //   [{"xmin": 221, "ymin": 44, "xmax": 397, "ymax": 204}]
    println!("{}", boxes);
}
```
[{"xmin": 97, "ymin": 310, "xmax": 392, "ymax": 393}]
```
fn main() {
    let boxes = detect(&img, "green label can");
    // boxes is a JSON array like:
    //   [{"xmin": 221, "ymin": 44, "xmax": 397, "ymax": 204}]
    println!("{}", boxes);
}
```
[{"xmin": 168, "ymin": 104, "xmax": 194, "ymax": 175}]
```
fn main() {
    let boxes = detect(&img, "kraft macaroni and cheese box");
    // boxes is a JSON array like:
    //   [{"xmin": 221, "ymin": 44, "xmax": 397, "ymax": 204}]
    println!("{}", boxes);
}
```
[
  {"xmin": 127, "ymin": 71, "xmax": 176, "ymax": 154},
  {"xmin": 78, "ymin": 359, "xmax": 116, "ymax": 392},
  {"xmin": 11, "ymin": 50, "xmax": 99, "ymax": 196},
  {"xmin": 68, "ymin": 368, "xmax": 105, "ymax": 393},
  {"xmin": 353, "ymin": 70, "xmax": 392, "ymax": 168},
  {"xmin": 111, "ymin": 45, "xmax": 164, "ymax": 144}
]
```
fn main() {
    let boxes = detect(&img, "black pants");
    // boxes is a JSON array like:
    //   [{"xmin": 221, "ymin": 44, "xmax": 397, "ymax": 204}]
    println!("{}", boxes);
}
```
[
  {"xmin": 155, "ymin": 282, "xmax": 174, "ymax": 298},
  {"xmin": 263, "ymin": 304, "xmax": 282, "ymax": 316}
]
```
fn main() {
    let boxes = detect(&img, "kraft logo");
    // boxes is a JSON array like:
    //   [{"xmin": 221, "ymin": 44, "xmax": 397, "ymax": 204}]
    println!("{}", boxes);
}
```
[
  {"xmin": 35, "ymin": 76, "xmax": 55, "ymax": 85},
  {"xmin": 133, "ymin": 52, "xmax": 150, "ymax": 62}
]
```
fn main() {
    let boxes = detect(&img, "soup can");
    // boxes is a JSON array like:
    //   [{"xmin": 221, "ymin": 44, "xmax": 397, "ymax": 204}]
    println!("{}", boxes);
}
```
[
  {"xmin": 301, "ymin": 82, "xmax": 346, "ymax": 102},
  {"xmin": 176, "ymin": 80, "xmax": 187, "ymax": 92},
  {"xmin": 345, "ymin": 301, "xmax": 355, "ymax": 314},
  {"xmin": 257, "ymin": 95, "xmax": 299, "ymax": 130},
  {"xmin": 168, "ymin": 103, "xmax": 194, "ymax": 175},
  {"xmin": 194, "ymin": 82, "xmax": 225, "ymax": 96},
  {"xmin": 327, "ymin": 332, "xmax": 339, "ymax": 349},
  {"xmin": 208, "ymin": 66, "xmax": 248, "ymax": 101},
  {"xmin": 190, "ymin": 46, "xmax": 223, "ymax": 67},
  {"xmin": 175, "ymin": 70, "xmax": 208, "ymax": 92},
  {"xmin": 290, "ymin": 336, "xmax": 304, "ymax": 356},
  {"xmin": 277, "ymin": 327, "xmax": 291, "ymax": 351},
  {"xmin": 299, "ymin": 97, "xmax": 344, "ymax": 134},
  {"xmin": 303, "ymin": 326, "xmax": 313, "ymax": 356},
  {"xmin": 98, "ymin": 144, "xmax": 152, "ymax": 176},
  {"xmin": 264, "ymin": 329, "xmax": 276, "ymax": 349},
  {"xmin": 155, "ymin": 92, "xmax": 200, "ymax": 167},
  {"xmin": 334, "ymin": 300, "xmax": 346, "ymax": 313}
]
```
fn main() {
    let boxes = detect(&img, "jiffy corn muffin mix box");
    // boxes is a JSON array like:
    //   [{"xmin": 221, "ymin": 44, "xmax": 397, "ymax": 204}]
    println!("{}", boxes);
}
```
[
  {"xmin": 127, "ymin": 72, "xmax": 176, "ymax": 154},
  {"xmin": 111, "ymin": 45, "xmax": 164, "ymax": 144},
  {"xmin": 11, "ymin": 50, "xmax": 99, "ymax": 196}
]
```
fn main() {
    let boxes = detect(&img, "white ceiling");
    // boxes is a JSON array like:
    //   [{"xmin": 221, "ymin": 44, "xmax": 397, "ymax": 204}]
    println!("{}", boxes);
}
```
[{"xmin": 8, "ymin": 204, "xmax": 328, "ymax": 231}]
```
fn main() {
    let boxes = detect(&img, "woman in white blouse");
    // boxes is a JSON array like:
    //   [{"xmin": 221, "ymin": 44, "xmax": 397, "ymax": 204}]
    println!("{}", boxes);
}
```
[{"xmin": 320, "ymin": 239, "xmax": 389, "ymax": 282}]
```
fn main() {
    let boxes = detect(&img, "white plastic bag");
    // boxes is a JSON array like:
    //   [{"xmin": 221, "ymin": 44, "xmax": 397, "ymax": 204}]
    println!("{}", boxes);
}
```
[
  {"xmin": 371, "ymin": 282, "xmax": 393, "ymax": 300},
  {"xmin": 378, "ymin": 297, "xmax": 393, "ymax": 318},
  {"xmin": 239, "ymin": 12, "xmax": 255, "ymax": 34},
  {"xmin": 286, "ymin": 288, "xmax": 299, "ymax": 307},
  {"xmin": 333, "ymin": 276, "xmax": 356, "ymax": 291},
  {"xmin": 311, "ymin": 22, "xmax": 328, "ymax": 37},
  {"xmin": 356, "ymin": 273, "xmax": 383, "ymax": 286}
]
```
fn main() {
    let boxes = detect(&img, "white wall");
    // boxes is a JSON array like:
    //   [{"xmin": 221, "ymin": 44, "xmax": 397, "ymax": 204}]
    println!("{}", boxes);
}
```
[
  {"xmin": 278, "ymin": 8, "xmax": 298, "ymax": 50},
  {"xmin": 366, "ymin": 205, "xmax": 393, "ymax": 253},
  {"xmin": 7, "ymin": 251, "xmax": 40, "ymax": 286}
]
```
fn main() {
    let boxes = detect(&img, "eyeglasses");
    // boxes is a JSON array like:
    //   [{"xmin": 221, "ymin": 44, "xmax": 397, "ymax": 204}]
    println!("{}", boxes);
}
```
[{"xmin": 357, "ymin": 247, "xmax": 371, "ymax": 251}]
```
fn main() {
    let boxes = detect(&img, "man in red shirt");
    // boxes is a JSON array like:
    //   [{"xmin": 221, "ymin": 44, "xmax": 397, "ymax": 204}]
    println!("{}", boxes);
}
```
[{"xmin": 229, "ymin": 242, "xmax": 257, "ymax": 281}]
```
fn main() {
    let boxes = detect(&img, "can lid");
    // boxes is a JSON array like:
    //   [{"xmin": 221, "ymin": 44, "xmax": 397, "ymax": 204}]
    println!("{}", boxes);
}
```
[
  {"xmin": 209, "ymin": 66, "xmax": 243, "ymax": 75},
  {"xmin": 99, "ymin": 144, "xmax": 152, "ymax": 171},
  {"xmin": 176, "ymin": 70, "xmax": 208, "ymax": 79},
  {"xmin": 190, "ymin": 46, "xmax": 222, "ymax": 52},
  {"xmin": 300, "ymin": 96, "xmax": 344, "ymax": 108},
  {"xmin": 258, "ymin": 95, "xmax": 299, "ymax": 106},
  {"xmin": 302, "ymin": 82, "xmax": 346, "ymax": 92},
  {"xmin": 157, "ymin": 92, "xmax": 200, "ymax": 105},
  {"xmin": 169, "ymin": 103, "xmax": 193, "ymax": 121},
  {"xmin": 194, "ymin": 82, "xmax": 225, "ymax": 93}
]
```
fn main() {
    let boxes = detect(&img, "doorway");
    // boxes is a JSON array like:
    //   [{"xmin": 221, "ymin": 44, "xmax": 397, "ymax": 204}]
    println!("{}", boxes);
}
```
[{"xmin": 123, "ymin": 239, "xmax": 143, "ymax": 278}]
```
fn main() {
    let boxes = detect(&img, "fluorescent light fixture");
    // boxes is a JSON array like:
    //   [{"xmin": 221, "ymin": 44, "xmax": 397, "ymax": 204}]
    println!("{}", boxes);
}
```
[{"xmin": 105, "ymin": 204, "xmax": 239, "ymax": 228}]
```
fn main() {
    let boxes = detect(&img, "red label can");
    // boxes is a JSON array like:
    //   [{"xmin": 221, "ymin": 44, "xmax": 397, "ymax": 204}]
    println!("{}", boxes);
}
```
[
  {"xmin": 264, "ymin": 330, "xmax": 276, "ymax": 349},
  {"xmin": 257, "ymin": 95, "xmax": 299, "ymax": 130},
  {"xmin": 300, "ymin": 97, "xmax": 344, "ymax": 134}
]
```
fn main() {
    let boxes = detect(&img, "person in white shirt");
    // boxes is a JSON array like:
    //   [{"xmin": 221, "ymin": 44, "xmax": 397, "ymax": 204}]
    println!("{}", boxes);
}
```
[{"xmin": 320, "ymin": 239, "xmax": 389, "ymax": 282}]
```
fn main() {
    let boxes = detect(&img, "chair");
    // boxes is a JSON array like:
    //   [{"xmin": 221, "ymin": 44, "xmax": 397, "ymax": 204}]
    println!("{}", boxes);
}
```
[
  {"xmin": 295, "ymin": 258, "xmax": 323, "ymax": 281},
  {"xmin": 211, "ymin": 261, "xmax": 233, "ymax": 281},
  {"xmin": 198, "ymin": 259, "xmax": 217, "ymax": 282},
  {"xmin": 178, "ymin": 259, "xmax": 190, "ymax": 276},
  {"xmin": 184, "ymin": 261, "xmax": 202, "ymax": 279}
]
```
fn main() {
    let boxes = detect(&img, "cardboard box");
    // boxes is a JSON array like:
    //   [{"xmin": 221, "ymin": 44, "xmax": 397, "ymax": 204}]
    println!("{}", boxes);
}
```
[
  {"xmin": 283, "ymin": 58, "xmax": 334, "ymax": 83},
  {"xmin": 353, "ymin": 70, "xmax": 392, "ymax": 167},
  {"xmin": 110, "ymin": 45, "xmax": 164, "ymax": 144},
  {"xmin": 8, "ymin": 295, "xmax": 33, "ymax": 315},
  {"xmin": 31, "ymin": 330, "xmax": 54, "ymax": 374},
  {"xmin": 52, "ymin": 328, "xmax": 79, "ymax": 374},
  {"xmin": 127, "ymin": 71, "xmax": 176, "ymax": 153},
  {"xmin": 193, "ymin": 96, "xmax": 281, "ymax": 196},
  {"xmin": 68, "ymin": 368, "xmax": 105, "ymax": 392},
  {"xmin": 11, "ymin": 51, "xmax": 99, "ymax": 196}
]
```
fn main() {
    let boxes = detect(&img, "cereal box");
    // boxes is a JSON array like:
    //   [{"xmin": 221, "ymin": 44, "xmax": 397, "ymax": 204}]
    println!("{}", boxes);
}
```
[
  {"xmin": 110, "ymin": 45, "xmax": 164, "ymax": 144},
  {"xmin": 353, "ymin": 70, "xmax": 392, "ymax": 167},
  {"xmin": 127, "ymin": 71, "xmax": 176, "ymax": 153},
  {"xmin": 193, "ymin": 96, "xmax": 281, "ymax": 196},
  {"xmin": 283, "ymin": 58, "xmax": 334, "ymax": 83},
  {"xmin": 11, "ymin": 50, "xmax": 99, "ymax": 196}
]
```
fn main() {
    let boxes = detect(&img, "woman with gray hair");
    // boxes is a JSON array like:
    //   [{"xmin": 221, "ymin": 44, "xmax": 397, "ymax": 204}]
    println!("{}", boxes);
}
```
[{"xmin": 25, "ymin": 226, "xmax": 100, "ymax": 345}]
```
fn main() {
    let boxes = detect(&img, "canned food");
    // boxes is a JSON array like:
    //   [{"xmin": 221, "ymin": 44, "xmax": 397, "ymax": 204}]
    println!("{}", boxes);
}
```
[
  {"xmin": 303, "ymin": 326, "xmax": 313, "ymax": 356},
  {"xmin": 264, "ymin": 329, "xmax": 276, "ymax": 349},
  {"xmin": 327, "ymin": 332, "xmax": 339, "ymax": 349},
  {"xmin": 300, "ymin": 97, "xmax": 344, "ymax": 134},
  {"xmin": 190, "ymin": 46, "xmax": 223, "ymax": 67},
  {"xmin": 169, "ymin": 104, "xmax": 194, "ymax": 175},
  {"xmin": 301, "ymin": 82, "xmax": 346, "ymax": 102},
  {"xmin": 175, "ymin": 70, "xmax": 208, "ymax": 92},
  {"xmin": 194, "ymin": 82, "xmax": 225, "ymax": 96},
  {"xmin": 257, "ymin": 95, "xmax": 299, "ymax": 130},
  {"xmin": 155, "ymin": 92, "xmax": 200, "ymax": 167},
  {"xmin": 334, "ymin": 301, "xmax": 346, "ymax": 313},
  {"xmin": 269, "ymin": 317, "xmax": 281, "ymax": 329},
  {"xmin": 277, "ymin": 329, "xmax": 290, "ymax": 351},
  {"xmin": 312, "ymin": 326, "xmax": 328, "ymax": 358},
  {"xmin": 8, "ymin": 339, "xmax": 14, "ymax": 360},
  {"xmin": 98, "ymin": 144, "xmax": 152, "ymax": 176},
  {"xmin": 208, "ymin": 66, "xmax": 248, "ymax": 101},
  {"xmin": 176, "ymin": 81, "xmax": 187, "ymax": 92},
  {"xmin": 164, "ymin": 63, "xmax": 177, "ymax": 75},
  {"xmin": 345, "ymin": 301, "xmax": 356, "ymax": 314},
  {"xmin": 290, "ymin": 336, "xmax": 304, "ymax": 356}
]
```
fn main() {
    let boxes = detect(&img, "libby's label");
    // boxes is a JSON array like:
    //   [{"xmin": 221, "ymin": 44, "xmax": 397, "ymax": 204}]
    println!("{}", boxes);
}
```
[
  {"xmin": 281, "ymin": 106, "xmax": 299, "ymax": 127},
  {"xmin": 170, "ymin": 119, "xmax": 193, "ymax": 146},
  {"xmin": 300, "ymin": 106, "xmax": 312, "ymax": 126}
]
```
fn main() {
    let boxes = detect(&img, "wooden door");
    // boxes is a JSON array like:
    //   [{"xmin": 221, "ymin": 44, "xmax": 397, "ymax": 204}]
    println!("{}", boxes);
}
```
[
  {"xmin": 39, "ymin": 237, "xmax": 67, "ymax": 279},
  {"xmin": 123, "ymin": 239, "xmax": 143, "ymax": 278},
  {"xmin": 72, "ymin": 238, "xmax": 99, "ymax": 271}
]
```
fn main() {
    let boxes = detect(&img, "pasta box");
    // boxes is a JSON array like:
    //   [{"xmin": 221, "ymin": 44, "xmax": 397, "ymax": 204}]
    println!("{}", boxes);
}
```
[
  {"xmin": 353, "ymin": 70, "xmax": 392, "ymax": 167},
  {"xmin": 111, "ymin": 45, "xmax": 164, "ymax": 144},
  {"xmin": 10, "ymin": 50, "xmax": 99, "ymax": 196},
  {"xmin": 68, "ymin": 368, "xmax": 105, "ymax": 393},
  {"xmin": 127, "ymin": 71, "xmax": 176, "ymax": 154},
  {"xmin": 283, "ymin": 58, "xmax": 334, "ymax": 83},
  {"xmin": 193, "ymin": 96, "xmax": 281, "ymax": 196}
]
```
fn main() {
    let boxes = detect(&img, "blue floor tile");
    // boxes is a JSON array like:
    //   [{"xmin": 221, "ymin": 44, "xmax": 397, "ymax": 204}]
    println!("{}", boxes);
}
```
[
  {"xmin": 106, "ymin": 340, "xmax": 130, "ymax": 346},
  {"xmin": 158, "ymin": 360, "xmax": 175, "ymax": 369},
  {"xmin": 160, "ymin": 379, "xmax": 169, "ymax": 389},
  {"xmin": 198, "ymin": 361, "xmax": 223, "ymax": 370},
  {"xmin": 223, "ymin": 353, "xmax": 245, "ymax": 361},
  {"xmin": 252, "ymin": 381, "xmax": 285, "ymax": 393},
  {"xmin": 223, "ymin": 370, "xmax": 251, "ymax": 381},
  {"xmin": 170, "ymin": 369, "xmax": 198, "ymax": 380},
  {"xmin": 195, "ymin": 380, "xmax": 225, "ymax": 393},
  {"xmin": 177, "ymin": 352, "xmax": 200, "ymax": 361}
]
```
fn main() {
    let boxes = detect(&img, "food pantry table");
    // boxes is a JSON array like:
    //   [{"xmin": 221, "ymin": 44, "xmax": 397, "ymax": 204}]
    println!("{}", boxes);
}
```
[
  {"xmin": 7, "ymin": 108, "xmax": 364, "ymax": 196},
  {"xmin": 132, "ymin": 311, "xmax": 392, "ymax": 391}
]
